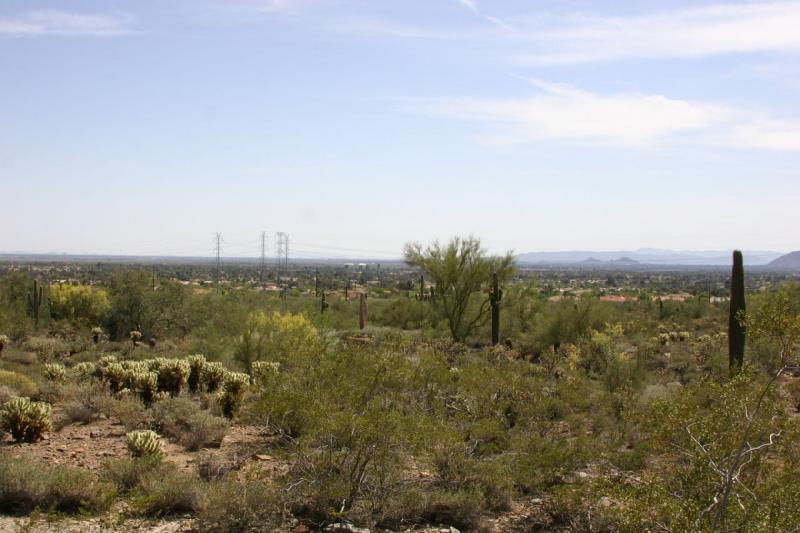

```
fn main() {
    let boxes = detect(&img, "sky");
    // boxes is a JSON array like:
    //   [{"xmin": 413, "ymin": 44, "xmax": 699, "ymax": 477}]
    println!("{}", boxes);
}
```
[{"xmin": 1, "ymin": 0, "xmax": 799, "ymax": 258}]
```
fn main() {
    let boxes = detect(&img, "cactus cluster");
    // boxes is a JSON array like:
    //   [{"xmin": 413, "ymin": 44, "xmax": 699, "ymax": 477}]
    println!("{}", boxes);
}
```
[
  {"xmin": 125, "ymin": 429, "xmax": 165, "ymax": 458},
  {"xmin": 129, "ymin": 330, "xmax": 143, "ymax": 347},
  {"xmin": 186, "ymin": 354, "xmax": 206, "ymax": 393},
  {"xmin": 0, "ymin": 334, "xmax": 9, "ymax": 355},
  {"xmin": 43, "ymin": 362, "xmax": 67, "ymax": 382},
  {"xmin": 1, "ymin": 397, "xmax": 52, "ymax": 442},
  {"xmin": 219, "ymin": 372, "xmax": 250, "ymax": 418},
  {"xmin": 251, "ymin": 360, "xmax": 280, "ymax": 384},
  {"xmin": 203, "ymin": 362, "xmax": 226, "ymax": 392},
  {"xmin": 148, "ymin": 358, "xmax": 189, "ymax": 395},
  {"xmin": 73, "ymin": 354, "xmax": 242, "ymax": 413},
  {"xmin": 72, "ymin": 361, "xmax": 97, "ymax": 380}
]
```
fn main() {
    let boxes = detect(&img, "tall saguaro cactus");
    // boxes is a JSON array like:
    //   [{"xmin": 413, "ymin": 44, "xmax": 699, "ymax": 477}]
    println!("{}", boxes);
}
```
[
  {"xmin": 359, "ymin": 292, "xmax": 367, "ymax": 330},
  {"xmin": 28, "ymin": 280, "xmax": 44, "ymax": 327},
  {"xmin": 417, "ymin": 275, "xmax": 425, "ymax": 301},
  {"xmin": 320, "ymin": 291, "xmax": 329, "ymax": 313},
  {"xmin": 729, "ymin": 250, "xmax": 746, "ymax": 369},
  {"xmin": 490, "ymin": 271, "xmax": 503, "ymax": 345}
]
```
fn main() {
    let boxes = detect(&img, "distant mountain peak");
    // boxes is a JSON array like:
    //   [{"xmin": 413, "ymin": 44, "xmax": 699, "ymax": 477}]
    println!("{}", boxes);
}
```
[{"xmin": 768, "ymin": 251, "xmax": 800, "ymax": 270}]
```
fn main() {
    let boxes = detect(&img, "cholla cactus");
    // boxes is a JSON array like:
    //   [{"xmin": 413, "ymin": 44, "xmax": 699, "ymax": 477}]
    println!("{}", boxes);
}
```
[
  {"xmin": 202, "ymin": 362, "xmax": 226, "ymax": 392},
  {"xmin": 43, "ymin": 363, "xmax": 66, "ymax": 382},
  {"xmin": 129, "ymin": 330, "xmax": 143, "ymax": 347},
  {"xmin": 678, "ymin": 331, "xmax": 691, "ymax": 342},
  {"xmin": 155, "ymin": 359, "xmax": 189, "ymax": 396},
  {"xmin": 102, "ymin": 362, "xmax": 127, "ymax": 393},
  {"xmin": 91, "ymin": 327, "xmax": 103, "ymax": 344},
  {"xmin": 133, "ymin": 371, "xmax": 158, "ymax": 405},
  {"xmin": 72, "ymin": 361, "xmax": 96, "ymax": 380},
  {"xmin": 1, "ymin": 397, "xmax": 52, "ymax": 442},
  {"xmin": 0, "ymin": 334, "xmax": 9, "ymax": 356},
  {"xmin": 186, "ymin": 354, "xmax": 206, "ymax": 393},
  {"xmin": 219, "ymin": 372, "xmax": 250, "ymax": 418},
  {"xmin": 251, "ymin": 360, "xmax": 280, "ymax": 385},
  {"xmin": 125, "ymin": 430, "xmax": 165, "ymax": 458}
]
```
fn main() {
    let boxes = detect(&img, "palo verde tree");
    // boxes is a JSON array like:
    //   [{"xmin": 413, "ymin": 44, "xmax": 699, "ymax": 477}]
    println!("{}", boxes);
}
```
[{"xmin": 403, "ymin": 236, "xmax": 514, "ymax": 343}]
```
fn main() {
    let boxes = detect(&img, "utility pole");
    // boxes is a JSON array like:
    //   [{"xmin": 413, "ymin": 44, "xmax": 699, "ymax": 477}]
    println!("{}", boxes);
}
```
[
  {"xmin": 214, "ymin": 233, "xmax": 222, "ymax": 286},
  {"xmin": 260, "ymin": 231, "xmax": 267, "ymax": 284}
]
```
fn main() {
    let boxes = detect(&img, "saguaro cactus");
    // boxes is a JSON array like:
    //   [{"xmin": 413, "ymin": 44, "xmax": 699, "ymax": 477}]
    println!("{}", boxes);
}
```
[
  {"xmin": 27, "ymin": 280, "xmax": 44, "ymax": 326},
  {"xmin": 314, "ymin": 270, "xmax": 320, "ymax": 297},
  {"xmin": 321, "ymin": 291, "xmax": 329, "ymax": 313},
  {"xmin": 490, "ymin": 271, "xmax": 503, "ymax": 345},
  {"xmin": 417, "ymin": 275, "xmax": 425, "ymax": 301},
  {"xmin": 359, "ymin": 292, "xmax": 367, "ymax": 330},
  {"xmin": 729, "ymin": 250, "xmax": 746, "ymax": 369}
]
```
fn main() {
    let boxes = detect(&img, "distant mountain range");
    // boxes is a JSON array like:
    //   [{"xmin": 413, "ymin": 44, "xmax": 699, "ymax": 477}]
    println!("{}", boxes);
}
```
[
  {"xmin": 768, "ymin": 251, "xmax": 800, "ymax": 270},
  {"xmin": 516, "ymin": 248, "xmax": 785, "ymax": 266}
]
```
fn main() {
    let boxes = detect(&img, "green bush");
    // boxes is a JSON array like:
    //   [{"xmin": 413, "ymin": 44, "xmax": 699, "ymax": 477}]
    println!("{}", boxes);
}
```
[
  {"xmin": 0, "ymin": 370, "xmax": 37, "ymax": 397},
  {"xmin": 101, "ymin": 455, "xmax": 163, "ymax": 494},
  {"xmin": 129, "ymin": 463, "xmax": 205, "ymax": 517},
  {"xmin": 198, "ymin": 479, "xmax": 283, "ymax": 532},
  {"xmin": 0, "ymin": 454, "xmax": 115, "ymax": 515},
  {"xmin": 151, "ymin": 397, "xmax": 228, "ymax": 451}
]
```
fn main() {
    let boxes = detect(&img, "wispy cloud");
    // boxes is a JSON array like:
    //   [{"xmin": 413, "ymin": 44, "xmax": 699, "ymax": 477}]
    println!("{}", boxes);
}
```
[
  {"xmin": 0, "ymin": 10, "xmax": 133, "ymax": 36},
  {"xmin": 408, "ymin": 80, "xmax": 800, "ymax": 150},
  {"xmin": 454, "ymin": 0, "xmax": 512, "ymax": 30},
  {"xmin": 513, "ymin": 2, "xmax": 800, "ymax": 64}
]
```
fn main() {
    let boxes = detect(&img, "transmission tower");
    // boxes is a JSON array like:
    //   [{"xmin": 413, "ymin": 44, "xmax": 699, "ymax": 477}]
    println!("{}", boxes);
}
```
[
  {"xmin": 260, "ymin": 231, "xmax": 267, "ymax": 283},
  {"xmin": 214, "ymin": 233, "xmax": 222, "ymax": 285},
  {"xmin": 275, "ymin": 232, "xmax": 286, "ymax": 286}
]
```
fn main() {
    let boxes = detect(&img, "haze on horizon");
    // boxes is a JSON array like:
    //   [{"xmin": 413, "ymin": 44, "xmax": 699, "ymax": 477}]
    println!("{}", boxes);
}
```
[{"xmin": 2, "ymin": 0, "xmax": 799, "ymax": 257}]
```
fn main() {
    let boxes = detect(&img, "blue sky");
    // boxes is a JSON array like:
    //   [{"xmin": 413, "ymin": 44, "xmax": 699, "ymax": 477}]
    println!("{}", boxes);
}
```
[{"xmin": 1, "ymin": 0, "xmax": 799, "ymax": 258}]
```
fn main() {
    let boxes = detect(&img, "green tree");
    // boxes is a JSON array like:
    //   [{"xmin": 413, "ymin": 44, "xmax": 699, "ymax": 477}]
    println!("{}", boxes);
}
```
[{"xmin": 403, "ymin": 236, "xmax": 514, "ymax": 342}]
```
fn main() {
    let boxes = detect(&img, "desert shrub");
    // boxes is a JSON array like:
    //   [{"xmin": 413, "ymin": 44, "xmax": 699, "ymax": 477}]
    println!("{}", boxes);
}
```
[
  {"xmin": 415, "ymin": 489, "xmax": 486, "ymax": 531},
  {"xmin": 21, "ymin": 337, "xmax": 68, "ymax": 362},
  {"xmin": 0, "ymin": 386, "xmax": 15, "ymax": 405},
  {"xmin": 59, "ymin": 400, "xmax": 98, "ymax": 428},
  {"xmin": 129, "ymin": 463, "xmax": 205, "ymax": 517},
  {"xmin": 0, "ymin": 370, "xmax": 37, "ymax": 397},
  {"xmin": 198, "ymin": 479, "xmax": 284, "ymax": 532},
  {"xmin": 107, "ymin": 396, "xmax": 150, "ymax": 430},
  {"xmin": 101, "ymin": 455, "xmax": 163, "ymax": 493},
  {"xmin": 595, "ymin": 367, "xmax": 799, "ymax": 531},
  {"xmin": 0, "ymin": 454, "xmax": 115, "ymax": 515},
  {"xmin": 125, "ymin": 430, "xmax": 165, "ymax": 458},
  {"xmin": 151, "ymin": 397, "xmax": 229, "ymax": 450},
  {"xmin": 1, "ymin": 397, "xmax": 52, "ymax": 442},
  {"xmin": 43, "ymin": 362, "xmax": 66, "ymax": 382},
  {"xmin": 785, "ymin": 380, "xmax": 800, "ymax": 411},
  {"xmin": 48, "ymin": 283, "xmax": 110, "ymax": 324},
  {"xmin": 233, "ymin": 311, "xmax": 321, "ymax": 373}
]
